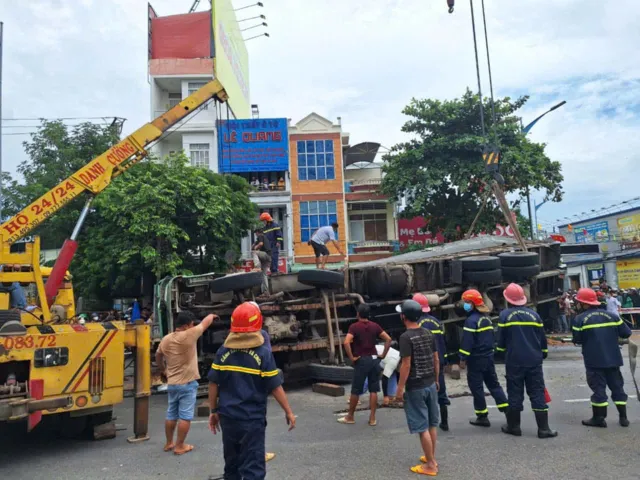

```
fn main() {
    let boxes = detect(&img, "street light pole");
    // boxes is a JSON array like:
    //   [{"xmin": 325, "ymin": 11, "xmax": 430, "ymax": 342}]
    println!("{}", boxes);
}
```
[
  {"xmin": 533, "ymin": 199, "xmax": 548, "ymax": 240},
  {"xmin": 522, "ymin": 100, "xmax": 566, "ymax": 239}
]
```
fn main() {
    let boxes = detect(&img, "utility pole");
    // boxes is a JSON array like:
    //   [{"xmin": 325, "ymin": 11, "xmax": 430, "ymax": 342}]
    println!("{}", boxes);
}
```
[{"xmin": 0, "ymin": 22, "xmax": 4, "ymax": 221}]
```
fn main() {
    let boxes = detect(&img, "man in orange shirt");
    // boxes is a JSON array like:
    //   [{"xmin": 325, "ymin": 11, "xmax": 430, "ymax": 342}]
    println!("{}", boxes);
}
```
[{"xmin": 156, "ymin": 311, "xmax": 215, "ymax": 455}]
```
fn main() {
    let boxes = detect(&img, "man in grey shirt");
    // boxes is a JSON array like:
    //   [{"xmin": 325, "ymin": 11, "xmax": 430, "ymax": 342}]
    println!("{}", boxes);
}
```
[{"xmin": 309, "ymin": 222, "xmax": 344, "ymax": 269}]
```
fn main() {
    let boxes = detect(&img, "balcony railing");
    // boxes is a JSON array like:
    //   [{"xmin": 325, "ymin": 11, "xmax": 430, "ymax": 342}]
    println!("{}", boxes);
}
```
[{"xmin": 348, "ymin": 240, "xmax": 400, "ymax": 254}]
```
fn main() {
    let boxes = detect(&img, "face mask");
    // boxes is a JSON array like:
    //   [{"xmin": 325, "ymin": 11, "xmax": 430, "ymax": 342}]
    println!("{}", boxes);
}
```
[{"xmin": 463, "ymin": 302, "xmax": 473, "ymax": 313}]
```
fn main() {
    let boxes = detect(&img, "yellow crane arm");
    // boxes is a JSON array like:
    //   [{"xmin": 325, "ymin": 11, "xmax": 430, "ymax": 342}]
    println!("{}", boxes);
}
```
[{"xmin": 0, "ymin": 80, "xmax": 228, "ymax": 246}]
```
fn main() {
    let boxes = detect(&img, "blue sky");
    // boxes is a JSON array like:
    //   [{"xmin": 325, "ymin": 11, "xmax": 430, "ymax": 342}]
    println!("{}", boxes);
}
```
[{"xmin": 1, "ymin": 0, "xmax": 639, "ymax": 229}]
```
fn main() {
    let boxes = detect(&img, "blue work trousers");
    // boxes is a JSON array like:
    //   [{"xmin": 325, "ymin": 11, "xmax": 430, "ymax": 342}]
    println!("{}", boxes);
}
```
[
  {"xmin": 467, "ymin": 356, "xmax": 508, "ymax": 416},
  {"xmin": 220, "ymin": 416, "xmax": 266, "ymax": 480},
  {"xmin": 270, "ymin": 248, "xmax": 279, "ymax": 274},
  {"xmin": 586, "ymin": 367, "xmax": 628, "ymax": 407},
  {"xmin": 506, "ymin": 364, "xmax": 547, "ymax": 412}
]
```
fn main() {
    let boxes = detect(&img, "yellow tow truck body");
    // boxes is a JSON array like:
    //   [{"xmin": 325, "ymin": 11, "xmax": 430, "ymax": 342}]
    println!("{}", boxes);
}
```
[{"xmin": 0, "ymin": 79, "xmax": 229, "ymax": 439}]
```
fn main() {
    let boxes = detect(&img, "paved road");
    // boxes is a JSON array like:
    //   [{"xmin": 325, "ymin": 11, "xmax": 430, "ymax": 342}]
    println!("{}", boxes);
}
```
[{"xmin": 1, "ymin": 346, "xmax": 639, "ymax": 480}]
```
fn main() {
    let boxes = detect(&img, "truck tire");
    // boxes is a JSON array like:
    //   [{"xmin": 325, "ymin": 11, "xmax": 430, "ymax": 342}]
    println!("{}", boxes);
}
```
[
  {"xmin": 460, "ymin": 256, "xmax": 501, "ymax": 271},
  {"xmin": 298, "ymin": 270, "xmax": 344, "ymax": 289},
  {"xmin": 210, "ymin": 272, "xmax": 263, "ymax": 293},
  {"xmin": 501, "ymin": 264, "xmax": 541, "ymax": 280},
  {"xmin": 308, "ymin": 363, "xmax": 353, "ymax": 384},
  {"xmin": 498, "ymin": 251, "xmax": 539, "ymax": 267},
  {"xmin": 462, "ymin": 268, "xmax": 502, "ymax": 285}
]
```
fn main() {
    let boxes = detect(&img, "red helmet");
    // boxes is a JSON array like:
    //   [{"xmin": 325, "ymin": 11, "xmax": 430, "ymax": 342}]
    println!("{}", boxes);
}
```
[
  {"xmin": 259, "ymin": 212, "xmax": 272, "ymax": 222},
  {"xmin": 230, "ymin": 302, "xmax": 263, "ymax": 333},
  {"xmin": 412, "ymin": 293, "xmax": 431, "ymax": 313},
  {"xmin": 503, "ymin": 283, "xmax": 527, "ymax": 306},
  {"xmin": 462, "ymin": 289, "xmax": 484, "ymax": 307},
  {"xmin": 576, "ymin": 288, "xmax": 601, "ymax": 306}
]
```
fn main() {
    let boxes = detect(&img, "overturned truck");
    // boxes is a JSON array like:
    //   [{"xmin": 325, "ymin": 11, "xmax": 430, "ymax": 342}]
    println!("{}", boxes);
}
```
[{"xmin": 154, "ymin": 236, "xmax": 563, "ymax": 382}]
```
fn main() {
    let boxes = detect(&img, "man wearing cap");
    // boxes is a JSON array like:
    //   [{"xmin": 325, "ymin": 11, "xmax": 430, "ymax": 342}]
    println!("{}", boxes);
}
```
[
  {"xmin": 497, "ymin": 283, "xmax": 557, "ymax": 438},
  {"xmin": 395, "ymin": 299, "xmax": 441, "ymax": 476},
  {"xmin": 208, "ymin": 302, "xmax": 296, "ymax": 480},
  {"xmin": 260, "ymin": 212, "xmax": 283, "ymax": 274},
  {"xmin": 458, "ymin": 289, "xmax": 509, "ymax": 427},
  {"xmin": 572, "ymin": 287, "xmax": 632, "ymax": 428},
  {"xmin": 413, "ymin": 293, "xmax": 451, "ymax": 432}
]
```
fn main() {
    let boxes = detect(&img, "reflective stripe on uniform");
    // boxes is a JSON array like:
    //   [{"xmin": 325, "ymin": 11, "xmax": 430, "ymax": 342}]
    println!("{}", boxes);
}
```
[
  {"xmin": 572, "ymin": 320, "xmax": 623, "ymax": 332},
  {"xmin": 475, "ymin": 408, "xmax": 488, "ymax": 415},
  {"xmin": 211, "ymin": 363, "xmax": 279, "ymax": 378},
  {"xmin": 532, "ymin": 408, "xmax": 548, "ymax": 412},
  {"xmin": 590, "ymin": 401, "xmax": 609, "ymax": 407},
  {"xmin": 463, "ymin": 326, "xmax": 494, "ymax": 333},
  {"xmin": 459, "ymin": 349, "xmax": 471, "ymax": 356},
  {"xmin": 263, "ymin": 227, "xmax": 280, "ymax": 233},
  {"xmin": 498, "ymin": 321, "xmax": 544, "ymax": 328},
  {"xmin": 614, "ymin": 401, "xmax": 627, "ymax": 406},
  {"xmin": 496, "ymin": 347, "xmax": 506, "ymax": 352},
  {"xmin": 496, "ymin": 403, "xmax": 509, "ymax": 409}
]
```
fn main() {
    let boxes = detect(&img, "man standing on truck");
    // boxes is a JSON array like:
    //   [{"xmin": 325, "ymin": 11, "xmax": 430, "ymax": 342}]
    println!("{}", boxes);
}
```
[
  {"xmin": 458, "ymin": 289, "xmax": 509, "ymax": 427},
  {"xmin": 309, "ymin": 222, "xmax": 344, "ymax": 269},
  {"xmin": 572, "ymin": 287, "xmax": 632, "ymax": 428},
  {"xmin": 252, "ymin": 227, "xmax": 272, "ymax": 296},
  {"xmin": 156, "ymin": 310, "xmax": 215, "ymax": 455},
  {"xmin": 260, "ymin": 212, "xmax": 283, "ymax": 275},
  {"xmin": 339, "ymin": 303, "xmax": 392, "ymax": 426},
  {"xmin": 497, "ymin": 283, "xmax": 557, "ymax": 439},
  {"xmin": 208, "ymin": 301, "xmax": 296, "ymax": 480},
  {"xmin": 413, "ymin": 293, "xmax": 451, "ymax": 432}
]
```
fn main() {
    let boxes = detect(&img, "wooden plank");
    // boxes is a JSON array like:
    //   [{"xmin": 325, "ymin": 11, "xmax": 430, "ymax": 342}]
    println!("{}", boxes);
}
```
[{"xmin": 312, "ymin": 383, "xmax": 345, "ymax": 397}]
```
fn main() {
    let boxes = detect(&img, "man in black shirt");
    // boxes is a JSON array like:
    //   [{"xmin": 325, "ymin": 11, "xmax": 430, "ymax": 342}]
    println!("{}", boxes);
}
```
[
  {"xmin": 252, "ymin": 228, "xmax": 272, "ymax": 295},
  {"xmin": 395, "ymin": 300, "xmax": 440, "ymax": 476}
]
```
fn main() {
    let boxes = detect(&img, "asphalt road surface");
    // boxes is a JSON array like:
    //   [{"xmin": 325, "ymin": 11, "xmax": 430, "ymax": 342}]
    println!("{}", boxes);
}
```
[{"xmin": 1, "ymin": 345, "xmax": 639, "ymax": 480}]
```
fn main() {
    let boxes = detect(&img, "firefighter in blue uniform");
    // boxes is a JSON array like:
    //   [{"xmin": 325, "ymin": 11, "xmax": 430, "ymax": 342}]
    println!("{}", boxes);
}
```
[
  {"xmin": 572, "ymin": 287, "xmax": 632, "ymax": 428},
  {"xmin": 459, "ymin": 289, "xmax": 509, "ymax": 427},
  {"xmin": 497, "ymin": 283, "xmax": 557, "ymax": 438},
  {"xmin": 413, "ymin": 293, "xmax": 451, "ymax": 431},
  {"xmin": 260, "ymin": 212, "xmax": 283, "ymax": 274},
  {"xmin": 208, "ymin": 302, "xmax": 296, "ymax": 480}
]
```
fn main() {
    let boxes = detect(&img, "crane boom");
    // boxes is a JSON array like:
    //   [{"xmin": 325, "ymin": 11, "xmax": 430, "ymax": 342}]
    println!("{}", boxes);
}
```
[{"xmin": 0, "ymin": 79, "xmax": 228, "ymax": 246}]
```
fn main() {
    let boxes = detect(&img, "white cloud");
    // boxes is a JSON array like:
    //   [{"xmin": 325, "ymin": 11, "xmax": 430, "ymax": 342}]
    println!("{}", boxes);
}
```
[{"xmin": 0, "ymin": 0, "xmax": 638, "ymax": 227}]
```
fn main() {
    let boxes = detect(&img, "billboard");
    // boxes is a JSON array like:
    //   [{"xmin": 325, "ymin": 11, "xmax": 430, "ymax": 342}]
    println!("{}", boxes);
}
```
[
  {"xmin": 574, "ymin": 221, "xmax": 609, "ymax": 243},
  {"xmin": 218, "ymin": 118, "xmax": 289, "ymax": 173},
  {"xmin": 586, "ymin": 263, "xmax": 605, "ymax": 288},
  {"xmin": 212, "ymin": 0, "xmax": 250, "ymax": 118},
  {"xmin": 617, "ymin": 259, "xmax": 640, "ymax": 289},
  {"xmin": 397, "ymin": 217, "xmax": 515, "ymax": 249},
  {"xmin": 617, "ymin": 213, "xmax": 640, "ymax": 242}
]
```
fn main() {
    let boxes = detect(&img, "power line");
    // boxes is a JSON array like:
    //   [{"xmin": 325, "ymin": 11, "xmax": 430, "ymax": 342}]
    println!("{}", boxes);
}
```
[{"xmin": 2, "ymin": 116, "xmax": 121, "ymax": 121}]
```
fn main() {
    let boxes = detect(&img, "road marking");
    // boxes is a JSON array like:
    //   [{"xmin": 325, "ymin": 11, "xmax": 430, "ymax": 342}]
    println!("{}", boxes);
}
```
[{"xmin": 564, "ymin": 395, "xmax": 636, "ymax": 403}]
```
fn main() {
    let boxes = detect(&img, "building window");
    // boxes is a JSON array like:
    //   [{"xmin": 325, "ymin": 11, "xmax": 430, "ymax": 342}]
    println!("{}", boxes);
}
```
[
  {"xmin": 297, "ymin": 140, "xmax": 335, "ymax": 181},
  {"xmin": 299, "ymin": 201, "xmax": 338, "ymax": 242},
  {"xmin": 168, "ymin": 93, "xmax": 181, "ymax": 109},
  {"xmin": 349, "ymin": 213, "xmax": 388, "ymax": 242},
  {"xmin": 188, "ymin": 82, "xmax": 208, "ymax": 110},
  {"xmin": 189, "ymin": 143, "xmax": 210, "ymax": 168}
]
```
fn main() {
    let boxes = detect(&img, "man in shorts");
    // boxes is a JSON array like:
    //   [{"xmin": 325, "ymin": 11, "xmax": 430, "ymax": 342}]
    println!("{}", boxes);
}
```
[
  {"xmin": 395, "ymin": 300, "xmax": 440, "ymax": 476},
  {"xmin": 156, "ymin": 310, "xmax": 215, "ymax": 455},
  {"xmin": 309, "ymin": 222, "xmax": 344, "ymax": 269},
  {"xmin": 339, "ymin": 303, "xmax": 392, "ymax": 426}
]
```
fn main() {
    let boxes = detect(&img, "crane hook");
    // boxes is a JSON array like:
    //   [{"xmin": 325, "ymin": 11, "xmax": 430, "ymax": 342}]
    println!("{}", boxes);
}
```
[{"xmin": 447, "ymin": 0, "xmax": 455, "ymax": 13}]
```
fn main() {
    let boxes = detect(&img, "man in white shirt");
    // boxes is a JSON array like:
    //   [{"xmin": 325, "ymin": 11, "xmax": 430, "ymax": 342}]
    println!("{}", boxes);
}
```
[
  {"xmin": 309, "ymin": 223, "xmax": 344, "ymax": 269},
  {"xmin": 606, "ymin": 291, "xmax": 621, "ymax": 315}
]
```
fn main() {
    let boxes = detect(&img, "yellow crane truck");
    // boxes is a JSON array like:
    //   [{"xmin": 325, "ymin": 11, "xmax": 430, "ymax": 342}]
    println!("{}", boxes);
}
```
[{"xmin": 0, "ymin": 80, "xmax": 229, "ymax": 440}]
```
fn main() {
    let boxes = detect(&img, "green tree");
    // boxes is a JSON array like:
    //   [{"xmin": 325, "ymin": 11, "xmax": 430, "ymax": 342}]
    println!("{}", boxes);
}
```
[
  {"xmin": 2, "ymin": 120, "xmax": 120, "ymax": 248},
  {"xmin": 381, "ymin": 90, "xmax": 563, "ymax": 240},
  {"xmin": 72, "ymin": 153, "xmax": 256, "ymax": 300}
]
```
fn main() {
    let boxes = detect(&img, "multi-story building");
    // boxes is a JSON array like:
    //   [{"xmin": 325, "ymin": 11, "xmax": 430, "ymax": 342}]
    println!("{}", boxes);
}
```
[{"xmin": 148, "ymin": 10, "xmax": 223, "ymax": 169}]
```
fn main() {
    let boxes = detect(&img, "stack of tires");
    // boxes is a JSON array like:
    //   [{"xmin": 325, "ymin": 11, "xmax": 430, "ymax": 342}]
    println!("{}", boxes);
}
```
[
  {"xmin": 498, "ymin": 251, "xmax": 540, "ymax": 282},
  {"xmin": 460, "ymin": 256, "xmax": 502, "ymax": 285}
]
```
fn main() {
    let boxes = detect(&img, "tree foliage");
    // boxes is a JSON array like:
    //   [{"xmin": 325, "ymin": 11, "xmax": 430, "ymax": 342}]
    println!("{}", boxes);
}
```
[
  {"xmin": 381, "ymin": 89, "xmax": 563, "ymax": 240},
  {"xmin": 72, "ymin": 153, "xmax": 256, "ymax": 299},
  {"xmin": 2, "ymin": 120, "xmax": 256, "ymax": 303}
]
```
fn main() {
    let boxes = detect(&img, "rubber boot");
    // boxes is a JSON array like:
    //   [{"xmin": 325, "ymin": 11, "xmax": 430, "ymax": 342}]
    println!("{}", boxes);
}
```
[
  {"xmin": 469, "ymin": 414, "xmax": 491, "ymax": 427},
  {"xmin": 501, "ymin": 410, "xmax": 522, "ymax": 436},
  {"xmin": 616, "ymin": 404, "xmax": 630, "ymax": 427},
  {"xmin": 534, "ymin": 411, "xmax": 558, "ymax": 438},
  {"xmin": 582, "ymin": 406, "xmax": 607, "ymax": 428},
  {"xmin": 439, "ymin": 405, "xmax": 449, "ymax": 431}
]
